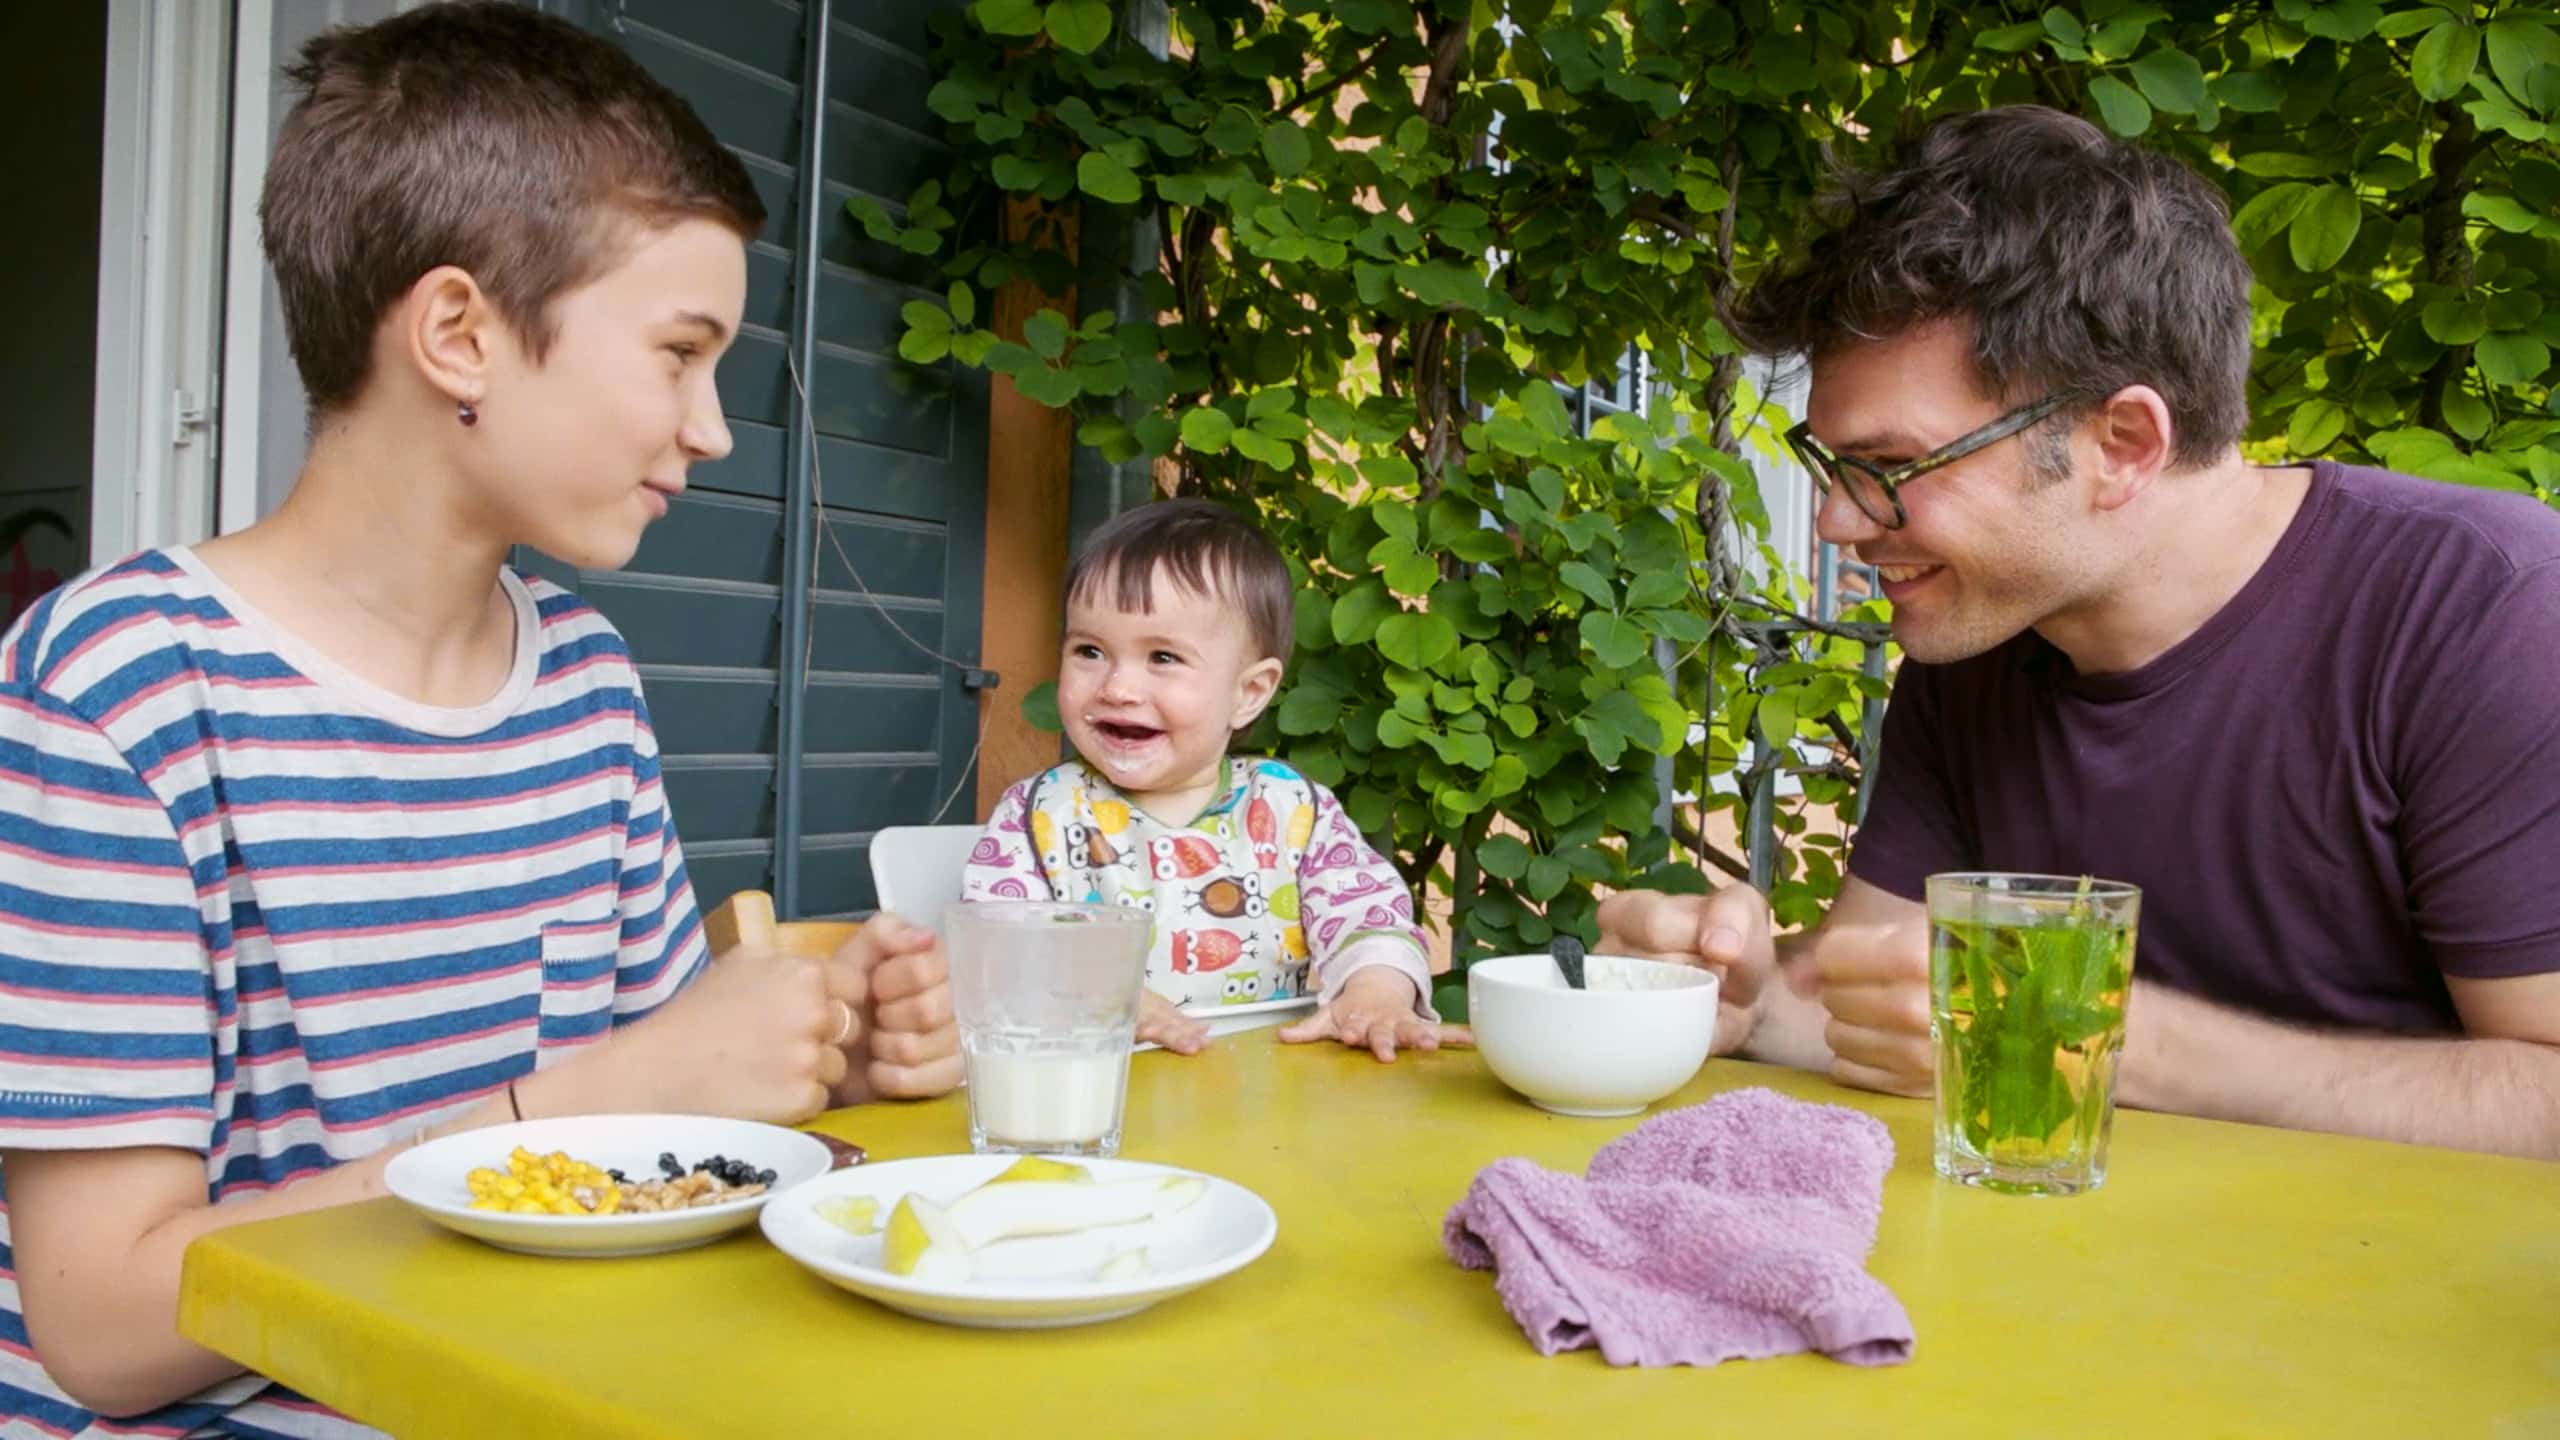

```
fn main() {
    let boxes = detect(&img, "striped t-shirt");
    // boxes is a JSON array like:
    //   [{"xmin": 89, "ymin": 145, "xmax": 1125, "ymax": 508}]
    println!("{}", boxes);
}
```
[{"xmin": 0, "ymin": 550, "xmax": 708, "ymax": 1438}]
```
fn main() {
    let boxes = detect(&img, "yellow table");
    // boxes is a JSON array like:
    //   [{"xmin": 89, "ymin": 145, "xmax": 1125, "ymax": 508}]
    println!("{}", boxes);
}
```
[{"xmin": 179, "ymin": 1032, "xmax": 2560, "ymax": 1439}]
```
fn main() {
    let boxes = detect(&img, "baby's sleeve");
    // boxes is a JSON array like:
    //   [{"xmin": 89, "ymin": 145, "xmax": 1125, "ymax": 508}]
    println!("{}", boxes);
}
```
[
  {"xmin": 1297, "ymin": 785, "xmax": 1436, "ymax": 1020},
  {"xmin": 960, "ymin": 780, "xmax": 1054, "ymax": 902}
]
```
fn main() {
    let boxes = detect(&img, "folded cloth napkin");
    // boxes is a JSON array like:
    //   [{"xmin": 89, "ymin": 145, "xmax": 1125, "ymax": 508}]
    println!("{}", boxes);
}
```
[{"xmin": 1443, "ymin": 1087, "xmax": 1914, "ymax": 1368}]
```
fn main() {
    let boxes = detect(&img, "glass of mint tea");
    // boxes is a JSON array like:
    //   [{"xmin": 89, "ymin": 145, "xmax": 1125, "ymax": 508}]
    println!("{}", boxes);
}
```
[{"xmin": 1925, "ymin": 873, "xmax": 2141, "ymax": 1197}]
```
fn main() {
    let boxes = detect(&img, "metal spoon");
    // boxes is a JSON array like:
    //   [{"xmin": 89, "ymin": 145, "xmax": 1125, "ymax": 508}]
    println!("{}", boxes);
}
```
[{"xmin": 1550, "ymin": 935, "xmax": 1587, "ymax": 990}]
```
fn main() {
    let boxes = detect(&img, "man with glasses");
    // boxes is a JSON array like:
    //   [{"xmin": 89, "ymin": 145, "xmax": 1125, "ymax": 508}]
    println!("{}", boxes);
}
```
[{"xmin": 1602, "ymin": 105, "xmax": 2560, "ymax": 1159}]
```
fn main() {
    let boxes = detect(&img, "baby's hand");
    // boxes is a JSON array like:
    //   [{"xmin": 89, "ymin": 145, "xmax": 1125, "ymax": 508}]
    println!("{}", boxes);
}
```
[
  {"xmin": 1138, "ymin": 987, "xmax": 1211, "ymax": 1056},
  {"xmin": 1278, "ymin": 968, "xmax": 1472, "ymax": 1063}
]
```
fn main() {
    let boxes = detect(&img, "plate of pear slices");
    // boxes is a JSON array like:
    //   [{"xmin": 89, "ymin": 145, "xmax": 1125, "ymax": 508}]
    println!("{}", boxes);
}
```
[{"xmin": 761, "ymin": 1154, "xmax": 1277, "ymax": 1328}]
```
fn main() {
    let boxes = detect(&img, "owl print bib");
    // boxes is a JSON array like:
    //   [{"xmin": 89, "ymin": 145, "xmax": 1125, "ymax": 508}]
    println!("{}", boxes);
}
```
[{"xmin": 975, "ymin": 758, "xmax": 1321, "ymax": 1008}]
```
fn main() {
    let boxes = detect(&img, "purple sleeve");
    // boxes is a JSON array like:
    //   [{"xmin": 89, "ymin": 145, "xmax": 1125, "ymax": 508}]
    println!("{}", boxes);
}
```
[
  {"xmin": 2398, "ymin": 559, "xmax": 2560, "ymax": 979},
  {"xmin": 1842, "ymin": 662, "xmax": 1969, "ymax": 903},
  {"xmin": 960, "ymin": 781, "xmax": 1054, "ymax": 902}
]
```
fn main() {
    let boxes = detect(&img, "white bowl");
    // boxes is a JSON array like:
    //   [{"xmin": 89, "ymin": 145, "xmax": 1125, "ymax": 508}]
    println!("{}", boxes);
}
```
[
  {"xmin": 1467, "ymin": 952, "xmax": 1719, "ymax": 1117},
  {"xmin": 386, "ymin": 1113, "xmax": 835, "ymax": 1258},
  {"xmin": 761, "ymin": 1154, "xmax": 1278, "ymax": 1328}
]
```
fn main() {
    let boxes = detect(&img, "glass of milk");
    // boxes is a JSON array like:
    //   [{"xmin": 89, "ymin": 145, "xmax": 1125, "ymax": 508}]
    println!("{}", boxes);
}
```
[{"xmin": 944, "ymin": 902, "xmax": 1153, "ymax": 1157}]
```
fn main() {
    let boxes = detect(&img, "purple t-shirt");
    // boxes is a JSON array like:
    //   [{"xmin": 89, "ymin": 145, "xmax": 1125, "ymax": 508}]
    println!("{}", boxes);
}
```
[{"xmin": 1849, "ymin": 461, "xmax": 2560, "ymax": 1035}]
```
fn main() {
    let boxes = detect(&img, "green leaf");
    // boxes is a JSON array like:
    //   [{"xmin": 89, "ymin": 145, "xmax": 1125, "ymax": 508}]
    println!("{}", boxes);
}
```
[
  {"xmin": 1977, "ymin": 20, "xmax": 2044, "ymax": 52},
  {"xmin": 2423, "ymin": 299, "xmax": 2490, "ymax": 345},
  {"xmin": 1230, "ymin": 428, "xmax": 1294, "ymax": 468},
  {"xmin": 1384, "ymin": 548, "xmax": 1438, "ymax": 597},
  {"xmin": 2287, "ymin": 398, "xmax": 2349, "ymax": 455},
  {"xmin": 2444, "ymin": 384, "xmax": 2494, "ymax": 441},
  {"xmin": 971, "ymin": 0, "xmax": 1044, "ymax": 38},
  {"xmin": 1524, "ymin": 855, "xmax": 1570, "ymax": 904},
  {"xmin": 2301, "ymin": 0, "xmax": 2382, "ymax": 42},
  {"xmin": 1076, "ymin": 150, "xmax": 1143, "ymax": 205},
  {"xmin": 2412, "ymin": 21, "xmax": 2482, "ymax": 102},
  {"xmin": 2376, "ymin": 9, "xmax": 2449, "ymax": 41},
  {"xmin": 1276, "ymin": 686, "xmax": 1341, "ymax": 736},
  {"xmin": 2289, "ymin": 186, "xmax": 2362, "ymax": 274},
  {"xmin": 1045, "ymin": 0, "xmax": 1112, "ymax": 53},
  {"xmin": 2231, "ymin": 183, "xmax": 2316, "ymax": 252},
  {"xmin": 1757, "ymin": 690, "xmax": 1798, "ymax": 743},
  {"xmin": 2128, "ymin": 48, "xmax": 2208, "ymax": 114},
  {"xmin": 2486, "ymin": 19, "xmax": 2560, "ymax": 105},
  {"xmin": 947, "ymin": 283, "xmax": 976, "ymax": 329},
  {"xmin": 1260, "ymin": 122, "xmax": 1313, "ymax": 178},
  {"xmin": 1205, "ymin": 105, "xmax": 1262, "ymax": 156},
  {"xmin": 2088, "ymin": 76, "xmax": 2152, "ymax": 137},
  {"xmin": 1520, "ymin": 382, "xmax": 1573, "ymax": 437},
  {"xmin": 1557, "ymin": 562, "xmax": 1616, "ymax": 609},
  {"xmin": 1377, "ymin": 612, "xmax": 1459, "ymax": 670},
  {"xmin": 1477, "ymin": 835, "xmax": 1532, "ymax": 881},
  {"xmin": 2463, "ymin": 192, "xmax": 2545, "ymax": 235},
  {"xmin": 2234, "ymin": 152, "xmax": 2339, "ymax": 179},
  {"xmin": 1014, "ymin": 366, "xmax": 1081, "ymax": 408},
  {"xmin": 2043, "ymin": 7, "xmax": 2087, "ymax": 49},
  {"xmin": 2478, "ymin": 333, "xmax": 2553, "ymax": 387},
  {"xmin": 2213, "ymin": 70, "xmax": 2286, "ymax": 113},
  {"xmin": 1023, "ymin": 310, "xmax": 1070, "ymax": 361},
  {"xmin": 1021, "ymin": 680, "xmax": 1061, "ymax": 733},
  {"xmin": 897, "ymin": 328, "xmax": 951, "ymax": 365},
  {"xmin": 1331, "ymin": 579, "xmax": 1394, "ymax": 645},
  {"xmin": 1180, "ymin": 406, "xmax": 1235, "ymax": 454},
  {"xmin": 1579, "ymin": 611, "xmax": 1650, "ymax": 668}
]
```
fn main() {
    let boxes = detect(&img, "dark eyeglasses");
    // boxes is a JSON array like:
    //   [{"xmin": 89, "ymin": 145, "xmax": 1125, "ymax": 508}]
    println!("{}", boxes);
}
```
[{"xmin": 1785, "ymin": 395, "xmax": 2069, "ymax": 530}]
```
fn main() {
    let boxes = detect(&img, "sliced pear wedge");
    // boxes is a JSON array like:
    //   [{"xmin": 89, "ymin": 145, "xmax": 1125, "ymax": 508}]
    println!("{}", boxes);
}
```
[
  {"xmin": 880, "ymin": 1194, "xmax": 972, "ymax": 1282},
  {"xmin": 943, "ymin": 1176, "xmax": 1207, "ymax": 1252},
  {"xmin": 983, "ymin": 1157, "xmax": 1094, "ymax": 1186}
]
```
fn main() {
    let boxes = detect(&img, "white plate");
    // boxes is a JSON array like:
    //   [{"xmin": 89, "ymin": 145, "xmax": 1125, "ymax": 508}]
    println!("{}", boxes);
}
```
[
  {"xmin": 386, "ymin": 1113, "xmax": 834, "ymax": 1258},
  {"xmin": 1193, "ymin": 994, "xmax": 1317, "ymax": 1036},
  {"xmin": 1131, "ymin": 994, "xmax": 1319, "ymax": 1052},
  {"xmin": 761, "ymin": 1154, "xmax": 1277, "ymax": 1328}
]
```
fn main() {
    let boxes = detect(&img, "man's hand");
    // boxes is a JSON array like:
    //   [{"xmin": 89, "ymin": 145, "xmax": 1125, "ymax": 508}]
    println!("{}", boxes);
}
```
[
  {"xmin": 1813, "ymin": 938, "xmax": 1932, "ymax": 1097},
  {"xmin": 1596, "ymin": 885, "xmax": 1775, "ymax": 1057},
  {"xmin": 1278, "ymin": 967, "xmax": 1471, "ymax": 1062}
]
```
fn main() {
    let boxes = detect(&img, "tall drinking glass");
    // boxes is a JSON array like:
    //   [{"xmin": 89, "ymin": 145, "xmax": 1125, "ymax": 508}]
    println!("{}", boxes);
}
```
[
  {"xmin": 1926, "ymin": 873, "xmax": 2141, "ymax": 1196},
  {"xmin": 943, "ymin": 902, "xmax": 1152, "ymax": 1158}
]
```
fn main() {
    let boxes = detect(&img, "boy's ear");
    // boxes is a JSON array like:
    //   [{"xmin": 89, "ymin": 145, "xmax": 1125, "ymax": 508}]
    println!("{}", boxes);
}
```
[
  {"xmin": 403, "ymin": 264, "xmax": 501, "ymax": 410},
  {"xmin": 1229, "ymin": 655, "xmax": 1285, "ymax": 732}
]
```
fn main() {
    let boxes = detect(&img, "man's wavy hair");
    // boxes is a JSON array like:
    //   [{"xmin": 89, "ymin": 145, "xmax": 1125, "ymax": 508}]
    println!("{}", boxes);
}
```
[{"xmin": 1729, "ymin": 105, "xmax": 2253, "ymax": 473}]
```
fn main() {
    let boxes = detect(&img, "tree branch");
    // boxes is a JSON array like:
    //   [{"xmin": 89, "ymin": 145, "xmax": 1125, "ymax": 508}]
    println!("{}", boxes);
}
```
[
  {"xmin": 1277, "ymin": 42, "xmax": 1387, "ymax": 120},
  {"xmin": 1669, "ymin": 809, "xmax": 1753, "ymax": 883}
]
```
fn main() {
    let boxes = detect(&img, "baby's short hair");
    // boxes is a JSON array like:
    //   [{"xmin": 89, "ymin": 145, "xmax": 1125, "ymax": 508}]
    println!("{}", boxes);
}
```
[
  {"xmin": 261, "ymin": 2, "xmax": 765, "ymax": 418},
  {"xmin": 1065, "ymin": 499, "xmax": 1296, "ymax": 663}
]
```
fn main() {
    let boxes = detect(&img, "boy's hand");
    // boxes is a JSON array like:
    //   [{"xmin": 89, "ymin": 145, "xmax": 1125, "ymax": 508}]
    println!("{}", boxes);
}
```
[
  {"xmin": 1279, "ymin": 968, "xmax": 1472, "ymax": 1063},
  {"xmin": 832, "ymin": 912, "xmax": 965, "ymax": 1103},
  {"xmin": 1138, "ymin": 987, "xmax": 1212, "ymax": 1055},
  {"xmin": 603, "ymin": 938, "xmax": 865, "ymax": 1123}
]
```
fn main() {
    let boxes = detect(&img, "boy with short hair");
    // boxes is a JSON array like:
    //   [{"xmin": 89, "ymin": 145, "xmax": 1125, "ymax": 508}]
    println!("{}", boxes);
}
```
[{"xmin": 0, "ymin": 7, "xmax": 958, "ymax": 1432}]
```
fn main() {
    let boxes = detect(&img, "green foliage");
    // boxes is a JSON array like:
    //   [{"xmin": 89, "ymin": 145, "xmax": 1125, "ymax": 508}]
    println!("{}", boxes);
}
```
[{"xmin": 876, "ymin": 0, "xmax": 2560, "ymax": 963}]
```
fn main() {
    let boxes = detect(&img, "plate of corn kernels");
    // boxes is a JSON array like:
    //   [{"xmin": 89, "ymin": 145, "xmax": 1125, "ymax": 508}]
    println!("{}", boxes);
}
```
[{"xmin": 386, "ymin": 1114, "xmax": 845, "ymax": 1257}]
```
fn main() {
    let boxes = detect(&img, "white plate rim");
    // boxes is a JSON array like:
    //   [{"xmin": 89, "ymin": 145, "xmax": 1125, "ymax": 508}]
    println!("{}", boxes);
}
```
[
  {"xmin": 759, "ymin": 1154, "xmax": 1278, "ymax": 1304},
  {"xmin": 385, "ymin": 1114, "xmax": 833, "ymax": 1232}
]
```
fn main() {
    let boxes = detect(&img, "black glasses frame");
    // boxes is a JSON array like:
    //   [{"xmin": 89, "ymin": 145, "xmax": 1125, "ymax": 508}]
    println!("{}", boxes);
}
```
[{"xmin": 1785, "ymin": 395, "xmax": 2070, "ymax": 530}]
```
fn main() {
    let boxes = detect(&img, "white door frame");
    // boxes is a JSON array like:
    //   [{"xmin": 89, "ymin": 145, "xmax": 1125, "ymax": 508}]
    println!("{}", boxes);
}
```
[
  {"xmin": 91, "ymin": 0, "xmax": 235, "ymax": 563},
  {"xmin": 216, "ymin": 0, "xmax": 278, "ymax": 538}
]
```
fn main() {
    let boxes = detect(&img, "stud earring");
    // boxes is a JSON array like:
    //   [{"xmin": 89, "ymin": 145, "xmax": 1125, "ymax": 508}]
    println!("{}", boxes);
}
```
[{"xmin": 457, "ymin": 398, "xmax": 479, "ymax": 427}]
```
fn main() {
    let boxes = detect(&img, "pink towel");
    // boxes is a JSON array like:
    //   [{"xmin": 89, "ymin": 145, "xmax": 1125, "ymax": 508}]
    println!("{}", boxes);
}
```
[{"xmin": 1443, "ymin": 1087, "xmax": 1915, "ymax": 1368}]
